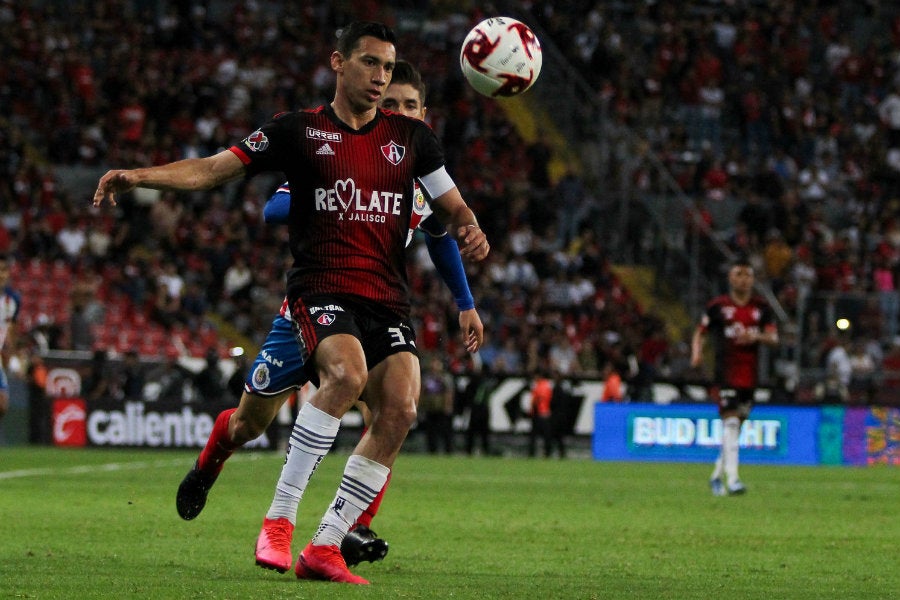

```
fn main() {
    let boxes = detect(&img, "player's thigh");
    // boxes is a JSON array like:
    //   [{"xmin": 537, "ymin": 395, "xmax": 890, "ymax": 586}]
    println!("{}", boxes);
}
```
[
  {"xmin": 288, "ymin": 296, "xmax": 366, "ymax": 390},
  {"xmin": 313, "ymin": 333, "xmax": 368, "ymax": 393}
]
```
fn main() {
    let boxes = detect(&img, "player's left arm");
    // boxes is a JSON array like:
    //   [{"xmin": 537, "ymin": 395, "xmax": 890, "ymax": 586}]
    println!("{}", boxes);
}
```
[
  {"xmin": 755, "ymin": 322, "xmax": 779, "ymax": 347},
  {"xmin": 753, "ymin": 304, "xmax": 779, "ymax": 347},
  {"xmin": 414, "ymin": 123, "xmax": 488, "ymax": 261},
  {"xmin": 419, "ymin": 171, "xmax": 489, "ymax": 261}
]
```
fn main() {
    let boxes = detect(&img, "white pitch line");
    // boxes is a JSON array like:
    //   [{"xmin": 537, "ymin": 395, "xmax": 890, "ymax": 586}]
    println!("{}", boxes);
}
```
[{"xmin": 0, "ymin": 453, "xmax": 267, "ymax": 480}]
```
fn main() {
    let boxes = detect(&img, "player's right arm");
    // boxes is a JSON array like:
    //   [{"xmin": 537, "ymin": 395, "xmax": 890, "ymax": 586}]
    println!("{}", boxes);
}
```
[
  {"xmin": 691, "ymin": 298, "xmax": 724, "ymax": 368},
  {"xmin": 691, "ymin": 307, "xmax": 712, "ymax": 368},
  {"xmin": 93, "ymin": 150, "xmax": 245, "ymax": 207},
  {"xmin": 419, "ymin": 180, "xmax": 489, "ymax": 262},
  {"xmin": 690, "ymin": 325, "xmax": 706, "ymax": 368}
]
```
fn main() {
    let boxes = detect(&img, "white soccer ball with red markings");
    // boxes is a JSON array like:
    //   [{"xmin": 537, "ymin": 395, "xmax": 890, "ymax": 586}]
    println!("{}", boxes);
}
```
[{"xmin": 460, "ymin": 17, "xmax": 542, "ymax": 98}]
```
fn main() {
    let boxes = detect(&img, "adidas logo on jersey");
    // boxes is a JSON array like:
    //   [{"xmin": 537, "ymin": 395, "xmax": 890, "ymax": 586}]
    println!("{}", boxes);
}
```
[{"xmin": 316, "ymin": 143, "xmax": 335, "ymax": 155}]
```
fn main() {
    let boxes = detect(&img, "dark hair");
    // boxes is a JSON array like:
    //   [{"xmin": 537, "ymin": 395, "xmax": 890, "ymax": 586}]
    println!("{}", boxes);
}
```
[
  {"xmin": 390, "ymin": 59, "xmax": 427, "ymax": 104},
  {"xmin": 336, "ymin": 21, "xmax": 397, "ymax": 57},
  {"xmin": 730, "ymin": 256, "xmax": 752, "ymax": 270}
]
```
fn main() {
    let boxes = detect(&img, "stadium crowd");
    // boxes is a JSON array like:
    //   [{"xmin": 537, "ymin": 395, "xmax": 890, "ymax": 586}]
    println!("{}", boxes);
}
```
[
  {"xmin": 523, "ymin": 0, "xmax": 900, "ymax": 403},
  {"xmin": 4, "ymin": 0, "xmax": 900, "ymax": 405}
]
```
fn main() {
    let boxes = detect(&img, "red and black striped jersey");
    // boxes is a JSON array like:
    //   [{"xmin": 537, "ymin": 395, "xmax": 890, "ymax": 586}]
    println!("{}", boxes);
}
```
[
  {"xmin": 230, "ymin": 104, "xmax": 445, "ymax": 319},
  {"xmin": 698, "ymin": 294, "xmax": 776, "ymax": 389}
]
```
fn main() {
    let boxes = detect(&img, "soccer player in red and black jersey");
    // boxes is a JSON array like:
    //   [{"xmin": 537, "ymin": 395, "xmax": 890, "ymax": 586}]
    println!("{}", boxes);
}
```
[
  {"xmin": 253, "ymin": 61, "xmax": 483, "ymax": 574},
  {"xmin": 690, "ymin": 259, "xmax": 778, "ymax": 496},
  {"xmin": 93, "ymin": 22, "xmax": 489, "ymax": 585}
]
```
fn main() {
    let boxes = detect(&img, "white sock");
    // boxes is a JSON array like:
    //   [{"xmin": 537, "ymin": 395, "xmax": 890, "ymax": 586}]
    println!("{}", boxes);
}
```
[
  {"xmin": 711, "ymin": 454, "xmax": 723, "ymax": 480},
  {"xmin": 311, "ymin": 454, "xmax": 390, "ymax": 547},
  {"xmin": 722, "ymin": 416, "xmax": 741, "ymax": 486},
  {"xmin": 266, "ymin": 403, "xmax": 340, "ymax": 524}
]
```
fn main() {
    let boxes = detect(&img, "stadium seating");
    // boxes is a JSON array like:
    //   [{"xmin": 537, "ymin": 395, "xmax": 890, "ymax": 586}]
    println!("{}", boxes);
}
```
[{"xmin": 4, "ymin": 1, "xmax": 900, "ymax": 402}]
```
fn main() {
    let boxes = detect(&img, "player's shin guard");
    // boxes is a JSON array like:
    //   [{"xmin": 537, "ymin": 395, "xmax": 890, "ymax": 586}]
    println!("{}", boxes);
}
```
[
  {"xmin": 312, "ymin": 455, "xmax": 390, "ymax": 548},
  {"xmin": 266, "ymin": 403, "xmax": 340, "ymax": 523},
  {"xmin": 355, "ymin": 471, "xmax": 391, "ymax": 529}
]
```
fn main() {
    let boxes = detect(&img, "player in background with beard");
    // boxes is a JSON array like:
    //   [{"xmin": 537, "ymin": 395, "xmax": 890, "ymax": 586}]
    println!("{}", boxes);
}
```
[
  {"xmin": 691, "ymin": 258, "xmax": 778, "ymax": 496},
  {"xmin": 93, "ymin": 22, "xmax": 490, "ymax": 585}
]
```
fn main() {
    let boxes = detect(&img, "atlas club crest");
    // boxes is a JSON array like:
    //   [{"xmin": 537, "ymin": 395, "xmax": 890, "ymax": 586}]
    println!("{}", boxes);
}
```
[{"xmin": 381, "ymin": 141, "xmax": 405, "ymax": 165}]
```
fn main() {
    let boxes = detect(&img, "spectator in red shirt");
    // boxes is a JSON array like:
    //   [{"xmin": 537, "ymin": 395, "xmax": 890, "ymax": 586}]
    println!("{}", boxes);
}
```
[
  {"xmin": 600, "ymin": 361, "xmax": 624, "ymax": 402},
  {"xmin": 117, "ymin": 94, "xmax": 146, "ymax": 144},
  {"xmin": 527, "ymin": 369, "xmax": 554, "ymax": 458}
]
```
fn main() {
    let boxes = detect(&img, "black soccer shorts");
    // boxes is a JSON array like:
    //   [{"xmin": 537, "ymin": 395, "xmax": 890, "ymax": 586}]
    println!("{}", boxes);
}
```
[{"xmin": 288, "ymin": 293, "xmax": 417, "ymax": 384}]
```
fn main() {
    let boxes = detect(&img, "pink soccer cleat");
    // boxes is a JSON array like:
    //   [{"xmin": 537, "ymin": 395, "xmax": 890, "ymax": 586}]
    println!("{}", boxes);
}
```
[
  {"xmin": 294, "ymin": 542, "xmax": 369, "ymax": 584},
  {"xmin": 255, "ymin": 517, "xmax": 294, "ymax": 573}
]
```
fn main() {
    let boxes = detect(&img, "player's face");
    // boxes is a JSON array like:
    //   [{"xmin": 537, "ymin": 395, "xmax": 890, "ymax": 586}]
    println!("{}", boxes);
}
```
[
  {"xmin": 380, "ymin": 83, "xmax": 425, "ymax": 120},
  {"xmin": 728, "ymin": 265, "xmax": 754, "ymax": 296},
  {"xmin": 333, "ymin": 36, "xmax": 396, "ymax": 111},
  {"xmin": 0, "ymin": 260, "xmax": 8, "ymax": 286}
]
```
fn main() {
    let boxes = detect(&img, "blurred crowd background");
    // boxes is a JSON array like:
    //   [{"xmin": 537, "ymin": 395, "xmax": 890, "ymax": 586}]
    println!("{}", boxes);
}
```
[{"xmin": 4, "ymin": 0, "xmax": 900, "ymax": 408}]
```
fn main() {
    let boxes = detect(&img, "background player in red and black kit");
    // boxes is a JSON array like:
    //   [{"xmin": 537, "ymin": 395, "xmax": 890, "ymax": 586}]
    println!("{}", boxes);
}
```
[
  {"xmin": 93, "ymin": 22, "xmax": 489, "ymax": 585},
  {"xmin": 690, "ymin": 259, "xmax": 778, "ymax": 496}
]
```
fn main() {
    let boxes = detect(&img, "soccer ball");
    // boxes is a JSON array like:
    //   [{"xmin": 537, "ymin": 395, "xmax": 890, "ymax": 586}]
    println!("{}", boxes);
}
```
[{"xmin": 459, "ymin": 17, "xmax": 542, "ymax": 98}]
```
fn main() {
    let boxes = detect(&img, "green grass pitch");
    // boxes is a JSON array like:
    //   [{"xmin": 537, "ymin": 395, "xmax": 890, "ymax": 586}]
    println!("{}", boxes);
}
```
[{"xmin": 1, "ymin": 447, "xmax": 897, "ymax": 599}]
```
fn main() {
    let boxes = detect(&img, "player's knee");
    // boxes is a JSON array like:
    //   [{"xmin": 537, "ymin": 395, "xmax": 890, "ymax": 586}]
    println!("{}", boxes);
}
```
[
  {"xmin": 321, "ymin": 365, "xmax": 368, "ymax": 403},
  {"xmin": 383, "ymin": 394, "xmax": 418, "ymax": 430},
  {"xmin": 397, "ymin": 400, "xmax": 418, "ymax": 430}
]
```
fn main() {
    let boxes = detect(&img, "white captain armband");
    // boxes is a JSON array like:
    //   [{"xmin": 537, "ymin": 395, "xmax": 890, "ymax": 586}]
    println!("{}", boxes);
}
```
[{"xmin": 418, "ymin": 166, "xmax": 455, "ymax": 200}]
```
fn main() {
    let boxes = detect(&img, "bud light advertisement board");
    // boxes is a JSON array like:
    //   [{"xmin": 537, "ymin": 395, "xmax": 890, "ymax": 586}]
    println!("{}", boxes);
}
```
[{"xmin": 593, "ymin": 403, "xmax": 819, "ymax": 465}]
